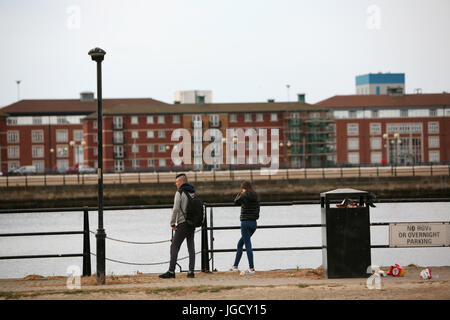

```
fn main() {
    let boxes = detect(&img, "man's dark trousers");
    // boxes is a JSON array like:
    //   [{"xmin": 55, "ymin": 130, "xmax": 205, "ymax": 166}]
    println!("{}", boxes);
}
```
[{"xmin": 169, "ymin": 222, "xmax": 195, "ymax": 272}]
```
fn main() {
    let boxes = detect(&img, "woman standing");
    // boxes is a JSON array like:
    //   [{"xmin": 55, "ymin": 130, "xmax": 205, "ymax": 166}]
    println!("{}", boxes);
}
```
[{"xmin": 230, "ymin": 181, "xmax": 260, "ymax": 275}]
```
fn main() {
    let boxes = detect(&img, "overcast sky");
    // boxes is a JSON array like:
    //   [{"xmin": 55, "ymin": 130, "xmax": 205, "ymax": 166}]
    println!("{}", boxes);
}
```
[{"xmin": 0, "ymin": 0, "xmax": 449, "ymax": 107}]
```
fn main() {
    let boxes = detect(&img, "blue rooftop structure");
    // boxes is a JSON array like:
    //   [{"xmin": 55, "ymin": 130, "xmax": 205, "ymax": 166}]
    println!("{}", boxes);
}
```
[{"xmin": 356, "ymin": 73, "xmax": 405, "ymax": 86}]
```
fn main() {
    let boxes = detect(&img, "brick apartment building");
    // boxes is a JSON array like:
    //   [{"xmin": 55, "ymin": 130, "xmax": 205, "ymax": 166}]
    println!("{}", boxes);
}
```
[
  {"xmin": 82, "ymin": 100, "xmax": 335, "ymax": 172},
  {"xmin": 316, "ymin": 92, "xmax": 450, "ymax": 165},
  {"xmin": 0, "ymin": 92, "xmax": 168, "ymax": 173},
  {"xmin": 0, "ymin": 93, "xmax": 335, "ymax": 173}
]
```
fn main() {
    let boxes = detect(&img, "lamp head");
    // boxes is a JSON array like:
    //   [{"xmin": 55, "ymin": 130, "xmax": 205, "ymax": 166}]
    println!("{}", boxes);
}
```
[{"xmin": 88, "ymin": 47, "xmax": 106, "ymax": 62}]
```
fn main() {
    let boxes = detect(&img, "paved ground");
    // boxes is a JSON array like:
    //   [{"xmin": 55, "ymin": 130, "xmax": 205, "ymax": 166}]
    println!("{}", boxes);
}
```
[{"xmin": 0, "ymin": 266, "xmax": 449, "ymax": 300}]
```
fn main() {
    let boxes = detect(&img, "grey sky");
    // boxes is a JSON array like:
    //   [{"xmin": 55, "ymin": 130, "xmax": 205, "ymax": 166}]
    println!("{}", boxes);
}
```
[{"xmin": 0, "ymin": 0, "xmax": 449, "ymax": 107}]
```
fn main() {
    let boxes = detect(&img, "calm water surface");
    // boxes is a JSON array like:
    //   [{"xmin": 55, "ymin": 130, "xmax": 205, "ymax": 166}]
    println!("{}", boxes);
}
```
[{"xmin": 0, "ymin": 202, "xmax": 449, "ymax": 279}]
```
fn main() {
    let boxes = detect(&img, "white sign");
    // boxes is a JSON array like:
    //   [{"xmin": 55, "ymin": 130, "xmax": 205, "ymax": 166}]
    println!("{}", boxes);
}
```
[{"xmin": 389, "ymin": 222, "xmax": 450, "ymax": 248}]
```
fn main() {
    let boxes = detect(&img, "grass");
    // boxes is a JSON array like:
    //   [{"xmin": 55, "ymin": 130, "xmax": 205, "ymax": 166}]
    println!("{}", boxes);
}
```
[
  {"xmin": 297, "ymin": 283, "xmax": 309, "ymax": 288},
  {"xmin": 145, "ymin": 287, "xmax": 184, "ymax": 295},
  {"xmin": 195, "ymin": 286, "xmax": 236, "ymax": 293}
]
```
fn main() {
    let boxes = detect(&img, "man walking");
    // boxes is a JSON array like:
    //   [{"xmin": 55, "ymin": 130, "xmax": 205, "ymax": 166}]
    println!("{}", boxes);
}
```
[{"xmin": 159, "ymin": 173, "xmax": 196, "ymax": 279}]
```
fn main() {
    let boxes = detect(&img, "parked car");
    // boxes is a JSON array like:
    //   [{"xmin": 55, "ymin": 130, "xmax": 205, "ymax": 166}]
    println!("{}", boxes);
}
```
[
  {"xmin": 8, "ymin": 165, "xmax": 37, "ymax": 176},
  {"xmin": 78, "ymin": 165, "xmax": 96, "ymax": 174},
  {"xmin": 66, "ymin": 166, "xmax": 79, "ymax": 174}
]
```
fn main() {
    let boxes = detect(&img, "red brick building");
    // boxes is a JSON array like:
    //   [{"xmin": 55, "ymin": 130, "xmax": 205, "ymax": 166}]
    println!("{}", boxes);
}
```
[
  {"xmin": 82, "ymin": 101, "xmax": 335, "ymax": 172},
  {"xmin": 316, "ymin": 93, "xmax": 450, "ymax": 165},
  {"xmin": 0, "ymin": 93, "xmax": 167, "ymax": 173}
]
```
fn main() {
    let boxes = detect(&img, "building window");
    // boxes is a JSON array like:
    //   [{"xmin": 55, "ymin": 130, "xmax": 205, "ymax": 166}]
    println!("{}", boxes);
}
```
[
  {"xmin": 429, "ymin": 109, "xmax": 437, "ymax": 117},
  {"xmin": 158, "ymin": 144, "xmax": 166, "ymax": 152},
  {"xmin": 73, "ymin": 130, "xmax": 83, "ymax": 142},
  {"xmin": 32, "ymin": 160, "xmax": 45, "ymax": 173},
  {"xmin": 57, "ymin": 159, "xmax": 69, "ymax": 170},
  {"xmin": 113, "ymin": 131, "xmax": 123, "ymax": 144},
  {"xmin": 32, "ymin": 117, "xmax": 42, "ymax": 125},
  {"xmin": 158, "ymin": 130, "xmax": 165, "ymax": 138},
  {"xmin": 347, "ymin": 138, "xmax": 359, "ymax": 150},
  {"xmin": 32, "ymin": 145, "xmax": 44, "ymax": 158},
  {"xmin": 347, "ymin": 123, "xmax": 359, "ymax": 136},
  {"xmin": 147, "ymin": 159, "xmax": 155, "ymax": 167},
  {"xmin": 31, "ymin": 130, "xmax": 44, "ymax": 143},
  {"xmin": 348, "ymin": 152, "xmax": 360, "ymax": 164},
  {"xmin": 56, "ymin": 130, "xmax": 68, "ymax": 142},
  {"xmin": 256, "ymin": 113, "xmax": 263, "ymax": 122},
  {"xmin": 7, "ymin": 117, "xmax": 18, "ymax": 125},
  {"xmin": 132, "ymin": 144, "xmax": 139, "ymax": 153},
  {"xmin": 131, "ymin": 131, "xmax": 139, "ymax": 139},
  {"xmin": 349, "ymin": 110, "xmax": 357, "ymax": 119},
  {"xmin": 173, "ymin": 115, "xmax": 180, "ymax": 123},
  {"xmin": 371, "ymin": 110, "xmax": 379, "ymax": 118},
  {"xmin": 370, "ymin": 123, "xmax": 381, "ymax": 135},
  {"xmin": 147, "ymin": 116, "xmax": 154, "ymax": 124},
  {"xmin": 7, "ymin": 131, "xmax": 19, "ymax": 143},
  {"xmin": 310, "ymin": 112, "xmax": 320, "ymax": 119},
  {"xmin": 270, "ymin": 113, "xmax": 278, "ymax": 122},
  {"xmin": 56, "ymin": 145, "xmax": 68, "ymax": 158},
  {"xmin": 370, "ymin": 152, "xmax": 382, "ymax": 164},
  {"xmin": 429, "ymin": 151, "xmax": 440, "ymax": 162},
  {"xmin": 370, "ymin": 137, "xmax": 381, "ymax": 150},
  {"xmin": 159, "ymin": 159, "xmax": 166, "ymax": 167},
  {"xmin": 131, "ymin": 116, "xmax": 138, "ymax": 124},
  {"xmin": 8, "ymin": 161, "xmax": 20, "ymax": 171},
  {"xmin": 147, "ymin": 130, "xmax": 154, "ymax": 138},
  {"xmin": 428, "ymin": 136, "xmax": 440, "ymax": 149},
  {"xmin": 147, "ymin": 145, "xmax": 154, "ymax": 152},
  {"xmin": 93, "ymin": 120, "xmax": 97, "ymax": 129},
  {"xmin": 157, "ymin": 115, "xmax": 165, "ymax": 124},
  {"xmin": 245, "ymin": 113, "xmax": 252, "ymax": 122},
  {"xmin": 230, "ymin": 114, "xmax": 237, "ymax": 122},
  {"xmin": 7, "ymin": 146, "xmax": 20, "ymax": 159},
  {"xmin": 57, "ymin": 116, "xmax": 69, "ymax": 124},
  {"xmin": 428, "ymin": 122, "xmax": 439, "ymax": 134},
  {"xmin": 132, "ymin": 159, "xmax": 139, "ymax": 168},
  {"xmin": 400, "ymin": 109, "xmax": 409, "ymax": 117},
  {"xmin": 114, "ymin": 145, "xmax": 123, "ymax": 157},
  {"xmin": 113, "ymin": 117, "xmax": 123, "ymax": 129}
]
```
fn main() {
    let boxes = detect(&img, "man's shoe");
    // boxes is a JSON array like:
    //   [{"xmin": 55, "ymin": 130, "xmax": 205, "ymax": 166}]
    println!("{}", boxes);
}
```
[
  {"xmin": 159, "ymin": 271, "xmax": 175, "ymax": 279},
  {"xmin": 187, "ymin": 271, "xmax": 195, "ymax": 278}
]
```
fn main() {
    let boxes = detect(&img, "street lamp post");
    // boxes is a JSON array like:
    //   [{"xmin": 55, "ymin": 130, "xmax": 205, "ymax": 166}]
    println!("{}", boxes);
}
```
[{"xmin": 88, "ymin": 47, "xmax": 106, "ymax": 285}]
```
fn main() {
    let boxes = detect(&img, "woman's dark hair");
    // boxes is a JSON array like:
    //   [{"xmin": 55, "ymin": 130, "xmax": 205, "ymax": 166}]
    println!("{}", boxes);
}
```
[{"xmin": 241, "ymin": 180, "xmax": 255, "ymax": 193}]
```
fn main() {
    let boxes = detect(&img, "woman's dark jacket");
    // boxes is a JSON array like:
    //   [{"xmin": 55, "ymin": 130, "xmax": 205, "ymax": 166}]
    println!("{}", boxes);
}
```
[{"xmin": 234, "ymin": 191, "xmax": 260, "ymax": 221}]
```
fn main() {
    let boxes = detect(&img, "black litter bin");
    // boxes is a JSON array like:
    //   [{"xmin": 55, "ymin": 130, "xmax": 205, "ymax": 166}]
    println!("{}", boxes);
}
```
[{"xmin": 320, "ymin": 188, "xmax": 374, "ymax": 278}]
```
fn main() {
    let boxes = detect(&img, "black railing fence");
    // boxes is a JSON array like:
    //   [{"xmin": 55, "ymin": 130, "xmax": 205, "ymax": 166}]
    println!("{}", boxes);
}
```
[{"xmin": 0, "ymin": 198, "xmax": 449, "ymax": 277}]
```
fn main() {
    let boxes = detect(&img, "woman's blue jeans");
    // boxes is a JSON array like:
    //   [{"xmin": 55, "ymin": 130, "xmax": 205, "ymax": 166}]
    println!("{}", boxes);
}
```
[{"xmin": 233, "ymin": 220, "xmax": 257, "ymax": 269}]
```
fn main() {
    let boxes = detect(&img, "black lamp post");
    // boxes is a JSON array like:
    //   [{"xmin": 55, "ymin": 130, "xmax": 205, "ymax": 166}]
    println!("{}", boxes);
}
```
[{"xmin": 88, "ymin": 47, "xmax": 106, "ymax": 285}]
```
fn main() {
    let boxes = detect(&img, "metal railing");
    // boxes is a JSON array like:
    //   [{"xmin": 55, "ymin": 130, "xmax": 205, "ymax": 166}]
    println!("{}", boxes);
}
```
[
  {"xmin": 1, "ymin": 164, "xmax": 449, "ymax": 188},
  {"xmin": 0, "ymin": 199, "xmax": 449, "ymax": 276}
]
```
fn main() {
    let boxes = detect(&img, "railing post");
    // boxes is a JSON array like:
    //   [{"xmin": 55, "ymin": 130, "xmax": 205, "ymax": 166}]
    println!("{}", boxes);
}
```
[
  {"xmin": 201, "ymin": 205, "xmax": 210, "ymax": 272},
  {"xmin": 82, "ymin": 206, "xmax": 91, "ymax": 277},
  {"xmin": 209, "ymin": 206, "xmax": 214, "ymax": 272}
]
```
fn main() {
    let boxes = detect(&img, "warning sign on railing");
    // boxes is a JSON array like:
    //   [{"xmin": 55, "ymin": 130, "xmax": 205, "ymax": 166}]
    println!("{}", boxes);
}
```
[{"xmin": 389, "ymin": 222, "xmax": 450, "ymax": 247}]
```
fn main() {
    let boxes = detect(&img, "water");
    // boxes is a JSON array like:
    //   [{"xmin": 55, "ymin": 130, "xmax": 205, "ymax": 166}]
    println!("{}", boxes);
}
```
[{"xmin": 0, "ymin": 203, "xmax": 449, "ymax": 279}]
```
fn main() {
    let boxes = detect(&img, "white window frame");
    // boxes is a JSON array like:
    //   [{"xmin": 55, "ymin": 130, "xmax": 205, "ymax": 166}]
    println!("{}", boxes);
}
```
[
  {"xmin": 370, "ymin": 152, "xmax": 382, "ymax": 164},
  {"xmin": 7, "ymin": 131, "xmax": 19, "ymax": 143},
  {"xmin": 56, "ymin": 129, "xmax": 68, "ymax": 143},
  {"xmin": 270, "ymin": 113, "xmax": 278, "ymax": 122},
  {"xmin": 348, "ymin": 152, "xmax": 360, "ymax": 164},
  {"xmin": 370, "ymin": 137, "xmax": 381, "ymax": 150},
  {"xmin": 7, "ymin": 146, "xmax": 20, "ymax": 159},
  {"xmin": 428, "ymin": 122, "xmax": 439, "ymax": 134},
  {"xmin": 32, "ymin": 130, "xmax": 44, "ymax": 143},
  {"xmin": 32, "ymin": 145, "xmax": 44, "ymax": 158},
  {"xmin": 146, "ymin": 116, "xmax": 154, "ymax": 124},
  {"xmin": 245, "ymin": 113, "xmax": 252, "ymax": 122},
  {"xmin": 131, "ymin": 116, "xmax": 138, "ymax": 124},
  {"xmin": 370, "ymin": 123, "xmax": 381, "ymax": 136},
  {"xmin": 173, "ymin": 115, "xmax": 180, "ymax": 124},
  {"xmin": 347, "ymin": 123, "xmax": 359, "ymax": 136},
  {"xmin": 157, "ymin": 115, "xmax": 165, "ymax": 124},
  {"xmin": 131, "ymin": 131, "xmax": 139, "ymax": 139},
  {"xmin": 428, "ymin": 136, "xmax": 440, "ymax": 149},
  {"xmin": 347, "ymin": 138, "xmax": 359, "ymax": 151},
  {"xmin": 229, "ymin": 114, "xmax": 237, "ymax": 122}
]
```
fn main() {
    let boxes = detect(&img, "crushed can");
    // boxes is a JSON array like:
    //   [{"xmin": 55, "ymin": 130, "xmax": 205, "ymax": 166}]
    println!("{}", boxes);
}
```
[{"xmin": 387, "ymin": 264, "xmax": 405, "ymax": 277}]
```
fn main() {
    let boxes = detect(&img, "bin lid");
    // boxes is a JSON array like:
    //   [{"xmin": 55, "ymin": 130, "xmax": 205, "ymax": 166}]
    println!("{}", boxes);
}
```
[{"xmin": 320, "ymin": 188, "xmax": 369, "ymax": 199}]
